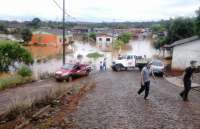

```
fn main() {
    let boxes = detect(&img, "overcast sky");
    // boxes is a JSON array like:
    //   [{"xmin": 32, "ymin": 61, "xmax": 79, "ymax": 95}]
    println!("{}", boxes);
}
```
[{"xmin": 0, "ymin": 0, "xmax": 199, "ymax": 22}]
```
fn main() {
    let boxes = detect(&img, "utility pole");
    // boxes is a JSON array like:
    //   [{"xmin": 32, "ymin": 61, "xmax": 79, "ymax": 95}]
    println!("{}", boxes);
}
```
[{"xmin": 62, "ymin": 0, "xmax": 66, "ymax": 65}]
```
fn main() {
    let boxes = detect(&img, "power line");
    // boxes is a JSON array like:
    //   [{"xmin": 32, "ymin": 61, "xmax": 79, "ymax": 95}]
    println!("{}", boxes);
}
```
[{"xmin": 52, "ymin": 0, "xmax": 78, "ymax": 22}]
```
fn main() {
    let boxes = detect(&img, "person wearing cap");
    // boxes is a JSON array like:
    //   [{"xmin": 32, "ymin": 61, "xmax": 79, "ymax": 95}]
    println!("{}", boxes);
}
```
[
  {"xmin": 137, "ymin": 63, "xmax": 156, "ymax": 100},
  {"xmin": 180, "ymin": 60, "xmax": 197, "ymax": 101}
]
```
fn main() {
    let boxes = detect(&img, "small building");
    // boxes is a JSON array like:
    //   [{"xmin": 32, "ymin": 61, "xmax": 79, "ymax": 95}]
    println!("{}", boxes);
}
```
[
  {"xmin": 96, "ymin": 33, "xmax": 113, "ymax": 47},
  {"xmin": 71, "ymin": 27, "xmax": 91, "ymax": 34},
  {"xmin": 30, "ymin": 32, "xmax": 61, "ymax": 46},
  {"xmin": 93, "ymin": 28, "xmax": 112, "ymax": 34},
  {"xmin": 31, "ymin": 31, "xmax": 73, "ymax": 46},
  {"xmin": 168, "ymin": 36, "xmax": 200, "ymax": 70}
]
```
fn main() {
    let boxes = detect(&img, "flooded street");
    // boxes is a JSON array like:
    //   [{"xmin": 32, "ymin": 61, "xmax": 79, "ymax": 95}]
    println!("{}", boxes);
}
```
[{"xmin": 31, "ymin": 38, "xmax": 156, "ymax": 79}]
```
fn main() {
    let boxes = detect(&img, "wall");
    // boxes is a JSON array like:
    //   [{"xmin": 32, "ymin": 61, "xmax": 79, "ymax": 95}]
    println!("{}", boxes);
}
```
[
  {"xmin": 172, "ymin": 40, "xmax": 200, "ymax": 70},
  {"xmin": 96, "ymin": 36, "xmax": 113, "ymax": 47}
]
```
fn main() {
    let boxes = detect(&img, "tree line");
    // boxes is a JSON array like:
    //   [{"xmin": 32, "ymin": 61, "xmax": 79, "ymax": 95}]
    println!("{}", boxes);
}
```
[{"xmin": 152, "ymin": 7, "xmax": 200, "ymax": 49}]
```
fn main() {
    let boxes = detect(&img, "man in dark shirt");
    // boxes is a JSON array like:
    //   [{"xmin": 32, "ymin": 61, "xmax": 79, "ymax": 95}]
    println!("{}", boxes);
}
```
[{"xmin": 180, "ymin": 61, "xmax": 197, "ymax": 101}]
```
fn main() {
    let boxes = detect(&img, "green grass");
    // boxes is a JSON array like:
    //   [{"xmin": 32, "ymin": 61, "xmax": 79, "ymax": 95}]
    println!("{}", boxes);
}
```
[
  {"xmin": 87, "ymin": 52, "xmax": 104, "ymax": 59},
  {"xmin": 0, "ymin": 75, "xmax": 32, "ymax": 91}
]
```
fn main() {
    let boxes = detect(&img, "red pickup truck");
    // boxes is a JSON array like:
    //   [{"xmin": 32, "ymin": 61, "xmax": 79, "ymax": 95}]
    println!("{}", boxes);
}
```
[{"xmin": 54, "ymin": 63, "xmax": 91, "ymax": 82}]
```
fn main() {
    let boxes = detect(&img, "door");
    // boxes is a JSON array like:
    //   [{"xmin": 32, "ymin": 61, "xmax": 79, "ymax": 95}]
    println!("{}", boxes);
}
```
[{"xmin": 127, "ymin": 55, "xmax": 136, "ymax": 67}]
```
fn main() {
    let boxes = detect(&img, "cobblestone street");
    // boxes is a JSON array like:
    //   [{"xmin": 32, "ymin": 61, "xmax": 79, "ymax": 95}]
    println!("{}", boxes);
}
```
[{"xmin": 70, "ymin": 71, "xmax": 200, "ymax": 129}]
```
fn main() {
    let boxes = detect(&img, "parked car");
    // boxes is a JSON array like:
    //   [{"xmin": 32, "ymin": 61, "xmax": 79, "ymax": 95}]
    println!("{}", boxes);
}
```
[
  {"xmin": 150, "ymin": 60, "xmax": 165, "ymax": 76},
  {"xmin": 54, "ymin": 63, "xmax": 91, "ymax": 82}
]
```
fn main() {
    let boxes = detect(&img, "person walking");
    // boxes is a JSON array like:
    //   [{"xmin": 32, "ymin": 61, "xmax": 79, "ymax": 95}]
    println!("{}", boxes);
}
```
[
  {"xmin": 137, "ymin": 63, "xmax": 156, "ymax": 100},
  {"xmin": 99, "ymin": 61, "xmax": 103, "ymax": 72},
  {"xmin": 180, "ymin": 61, "xmax": 197, "ymax": 101},
  {"xmin": 103, "ymin": 58, "xmax": 107, "ymax": 71}
]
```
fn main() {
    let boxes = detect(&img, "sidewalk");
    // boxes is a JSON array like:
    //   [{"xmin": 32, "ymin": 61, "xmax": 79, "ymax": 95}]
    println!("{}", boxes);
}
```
[{"xmin": 165, "ymin": 73, "xmax": 200, "ymax": 88}]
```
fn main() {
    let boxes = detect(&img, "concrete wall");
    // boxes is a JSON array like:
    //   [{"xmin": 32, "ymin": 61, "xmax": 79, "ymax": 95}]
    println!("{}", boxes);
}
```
[
  {"xmin": 96, "ymin": 36, "xmax": 113, "ymax": 47},
  {"xmin": 172, "ymin": 40, "xmax": 200, "ymax": 70}
]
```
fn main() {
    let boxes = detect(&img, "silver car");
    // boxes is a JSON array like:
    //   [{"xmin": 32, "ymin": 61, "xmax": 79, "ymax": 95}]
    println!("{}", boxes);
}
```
[{"xmin": 150, "ymin": 60, "xmax": 165, "ymax": 76}]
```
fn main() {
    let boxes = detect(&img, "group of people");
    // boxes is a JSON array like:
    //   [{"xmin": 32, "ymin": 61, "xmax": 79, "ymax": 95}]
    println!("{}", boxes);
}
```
[
  {"xmin": 100, "ymin": 58, "xmax": 107, "ymax": 71},
  {"xmin": 138, "ymin": 60, "xmax": 197, "ymax": 101}
]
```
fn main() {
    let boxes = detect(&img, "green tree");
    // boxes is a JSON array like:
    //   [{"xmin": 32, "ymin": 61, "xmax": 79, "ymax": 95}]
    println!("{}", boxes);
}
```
[
  {"xmin": 0, "ymin": 23, "xmax": 8, "ymax": 34},
  {"xmin": 30, "ymin": 18, "xmax": 41, "ymax": 28},
  {"xmin": 89, "ymin": 32, "xmax": 96, "ymax": 41},
  {"xmin": 21, "ymin": 28, "xmax": 32, "ymax": 44},
  {"xmin": 195, "ymin": 7, "xmax": 200, "ymax": 36},
  {"xmin": 0, "ymin": 40, "xmax": 33, "ymax": 72},
  {"xmin": 167, "ymin": 17, "xmax": 195, "ymax": 44},
  {"xmin": 151, "ymin": 24, "xmax": 166, "ymax": 33},
  {"xmin": 113, "ymin": 40, "xmax": 124, "ymax": 54},
  {"xmin": 153, "ymin": 37, "xmax": 168, "ymax": 49},
  {"xmin": 118, "ymin": 32, "xmax": 132, "ymax": 44}
]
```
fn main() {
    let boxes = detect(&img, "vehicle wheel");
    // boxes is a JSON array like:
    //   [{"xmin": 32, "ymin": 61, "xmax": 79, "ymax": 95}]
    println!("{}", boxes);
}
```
[
  {"xmin": 115, "ymin": 64, "xmax": 122, "ymax": 72},
  {"xmin": 56, "ymin": 79, "xmax": 63, "ymax": 82},
  {"xmin": 160, "ymin": 73, "xmax": 164, "ymax": 77},
  {"xmin": 139, "ymin": 66, "xmax": 143, "ymax": 71}
]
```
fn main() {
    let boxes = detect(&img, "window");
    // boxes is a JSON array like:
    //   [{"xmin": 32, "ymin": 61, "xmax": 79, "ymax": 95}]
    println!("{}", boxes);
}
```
[
  {"xmin": 99, "ymin": 38, "xmax": 102, "ymax": 41},
  {"xmin": 106, "ymin": 38, "xmax": 110, "ymax": 41}
]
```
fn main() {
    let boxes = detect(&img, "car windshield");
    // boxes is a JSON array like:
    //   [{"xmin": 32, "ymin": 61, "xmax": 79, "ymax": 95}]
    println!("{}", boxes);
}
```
[
  {"xmin": 62, "ymin": 64, "xmax": 75, "ymax": 70},
  {"xmin": 152, "ymin": 61, "xmax": 163, "ymax": 66}
]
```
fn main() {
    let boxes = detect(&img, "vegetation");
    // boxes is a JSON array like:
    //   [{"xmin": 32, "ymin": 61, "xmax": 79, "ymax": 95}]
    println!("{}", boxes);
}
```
[
  {"xmin": 0, "ymin": 74, "xmax": 32, "ymax": 91},
  {"xmin": 153, "ymin": 7, "xmax": 200, "ymax": 49},
  {"xmin": 89, "ymin": 32, "xmax": 96, "ymax": 41},
  {"xmin": 113, "ymin": 40, "xmax": 124, "ymax": 53},
  {"xmin": 29, "ymin": 18, "xmax": 41, "ymax": 28},
  {"xmin": 21, "ymin": 28, "xmax": 33, "ymax": 44},
  {"xmin": 87, "ymin": 52, "xmax": 104, "ymax": 59},
  {"xmin": 196, "ymin": 7, "xmax": 200, "ymax": 36},
  {"xmin": 153, "ymin": 37, "xmax": 168, "ymax": 49},
  {"xmin": 118, "ymin": 32, "xmax": 132, "ymax": 43},
  {"xmin": 17, "ymin": 65, "xmax": 32, "ymax": 77},
  {"xmin": 0, "ymin": 40, "xmax": 33, "ymax": 72},
  {"xmin": 151, "ymin": 23, "xmax": 166, "ymax": 33},
  {"xmin": 4, "ymin": 86, "xmax": 67, "ymax": 121},
  {"xmin": 167, "ymin": 17, "xmax": 195, "ymax": 44},
  {"xmin": 0, "ymin": 23, "xmax": 8, "ymax": 34}
]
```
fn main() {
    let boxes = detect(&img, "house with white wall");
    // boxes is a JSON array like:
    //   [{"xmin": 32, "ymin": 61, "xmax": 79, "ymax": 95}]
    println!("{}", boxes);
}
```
[
  {"xmin": 169, "ymin": 36, "xmax": 200, "ymax": 70},
  {"xmin": 96, "ymin": 34, "xmax": 113, "ymax": 47}
]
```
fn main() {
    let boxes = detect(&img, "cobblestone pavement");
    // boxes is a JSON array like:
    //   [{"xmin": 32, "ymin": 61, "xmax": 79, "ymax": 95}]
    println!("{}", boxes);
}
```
[{"xmin": 70, "ymin": 70, "xmax": 200, "ymax": 129}]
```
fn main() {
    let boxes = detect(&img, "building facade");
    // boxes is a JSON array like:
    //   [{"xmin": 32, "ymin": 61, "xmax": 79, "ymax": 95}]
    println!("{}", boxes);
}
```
[
  {"xmin": 171, "ymin": 36, "xmax": 200, "ymax": 70},
  {"xmin": 96, "ymin": 34, "xmax": 113, "ymax": 47}
]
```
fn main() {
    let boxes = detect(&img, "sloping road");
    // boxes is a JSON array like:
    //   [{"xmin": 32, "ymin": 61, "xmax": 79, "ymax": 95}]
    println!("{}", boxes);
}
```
[
  {"xmin": 0, "ymin": 70, "xmax": 200, "ymax": 129},
  {"xmin": 71, "ymin": 71, "xmax": 200, "ymax": 129}
]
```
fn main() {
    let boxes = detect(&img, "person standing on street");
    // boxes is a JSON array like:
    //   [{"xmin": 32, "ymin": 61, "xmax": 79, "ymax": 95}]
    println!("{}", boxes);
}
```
[
  {"xmin": 99, "ymin": 61, "xmax": 103, "ymax": 72},
  {"xmin": 103, "ymin": 58, "xmax": 107, "ymax": 71},
  {"xmin": 138, "ymin": 63, "xmax": 156, "ymax": 100},
  {"xmin": 180, "ymin": 61, "xmax": 197, "ymax": 101}
]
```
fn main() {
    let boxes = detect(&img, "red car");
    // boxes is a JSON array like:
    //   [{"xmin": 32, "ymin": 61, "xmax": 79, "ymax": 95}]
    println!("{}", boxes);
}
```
[{"xmin": 54, "ymin": 63, "xmax": 91, "ymax": 82}]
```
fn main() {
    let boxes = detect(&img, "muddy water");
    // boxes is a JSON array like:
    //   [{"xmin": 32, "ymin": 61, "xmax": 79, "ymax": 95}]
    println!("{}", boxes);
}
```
[{"xmin": 31, "ymin": 39, "xmax": 155, "ymax": 79}]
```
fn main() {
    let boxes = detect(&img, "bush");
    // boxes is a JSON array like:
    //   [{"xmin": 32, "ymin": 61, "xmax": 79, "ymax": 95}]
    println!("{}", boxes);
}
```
[
  {"xmin": 0, "ymin": 40, "xmax": 33, "ymax": 72},
  {"xmin": 17, "ymin": 65, "xmax": 32, "ymax": 77},
  {"xmin": 118, "ymin": 32, "xmax": 132, "ymax": 44},
  {"xmin": 87, "ymin": 52, "xmax": 104, "ymax": 59}
]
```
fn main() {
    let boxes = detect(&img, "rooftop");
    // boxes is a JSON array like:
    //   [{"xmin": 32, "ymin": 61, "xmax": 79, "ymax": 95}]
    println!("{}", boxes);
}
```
[{"xmin": 169, "ymin": 36, "xmax": 199, "ymax": 47}]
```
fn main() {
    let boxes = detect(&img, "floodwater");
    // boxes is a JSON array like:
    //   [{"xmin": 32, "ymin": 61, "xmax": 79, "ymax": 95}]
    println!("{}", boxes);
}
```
[{"xmin": 31, "ymin": 38, "xmax": 156, "ymax": 79}]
